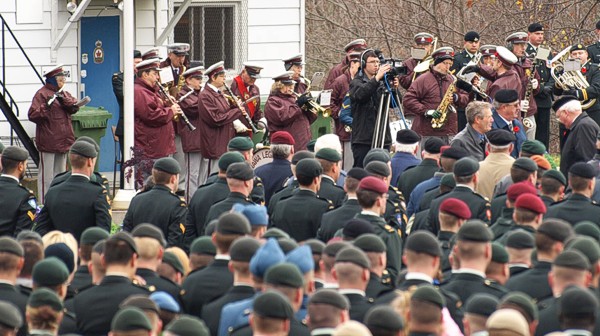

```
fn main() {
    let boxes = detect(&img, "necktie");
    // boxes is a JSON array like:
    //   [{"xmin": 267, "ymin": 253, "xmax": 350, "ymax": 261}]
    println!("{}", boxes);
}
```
[{"xmin": 508, "ymin": 123, "xmax": 514, "ymax": 133}]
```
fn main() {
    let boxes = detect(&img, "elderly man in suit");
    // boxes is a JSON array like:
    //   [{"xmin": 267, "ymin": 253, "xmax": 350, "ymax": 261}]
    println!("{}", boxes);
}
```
[{"xmin": 451, "ymin": 101, "xmax": 494, "ymax": 161}]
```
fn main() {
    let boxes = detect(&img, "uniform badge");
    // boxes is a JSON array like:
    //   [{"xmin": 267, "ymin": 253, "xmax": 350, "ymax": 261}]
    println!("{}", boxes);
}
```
[{"xmin": 28, "ymin": 199, "xmax": 37, "ymax": 209}]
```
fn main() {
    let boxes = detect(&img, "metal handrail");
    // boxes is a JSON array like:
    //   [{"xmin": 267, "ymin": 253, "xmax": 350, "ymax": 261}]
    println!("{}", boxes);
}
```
[{"xmin": 0, "ymin": 13, "xmax": 44, "ymax": 87}]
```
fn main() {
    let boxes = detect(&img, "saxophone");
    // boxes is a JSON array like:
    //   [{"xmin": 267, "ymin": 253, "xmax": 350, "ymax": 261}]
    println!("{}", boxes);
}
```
[
  {"xmin": 431, "ymin": 75, "xmax": 457, "ymax": 129},
  {"xmin": 177, "ymin": 65, "xmax": 187, "ymax": 91}
]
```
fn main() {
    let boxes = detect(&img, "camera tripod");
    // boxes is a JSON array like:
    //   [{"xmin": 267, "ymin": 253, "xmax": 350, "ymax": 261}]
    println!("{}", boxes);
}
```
[{"xmin": 371, "ymin": 75, "xmax": 409, "ymax": 149}]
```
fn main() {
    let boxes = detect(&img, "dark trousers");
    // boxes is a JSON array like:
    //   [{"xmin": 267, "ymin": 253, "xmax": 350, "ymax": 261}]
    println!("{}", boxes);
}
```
[
  {"xmin": 352, "ymin": 143, "xmax": 371, "ymax": 168},
  {"xmin": 534, "ymin": 107, "xmax": 551, "ymax": 149},
  {"xmin": 457, "ymin": 108, "xmax": 467, "ymax": 132}
]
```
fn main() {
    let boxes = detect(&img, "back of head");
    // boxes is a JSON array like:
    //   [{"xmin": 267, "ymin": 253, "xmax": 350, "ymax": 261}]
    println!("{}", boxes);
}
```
[
  {"xmin": 486, "ymin": 309, "xmax": 530, "ymax": 336},
  {"xmin": 333, "ymin": 320, "xmax": 373, "ymax": 336}
]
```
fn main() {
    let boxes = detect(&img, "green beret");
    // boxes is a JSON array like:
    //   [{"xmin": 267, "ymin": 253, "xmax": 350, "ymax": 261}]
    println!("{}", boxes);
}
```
[
  {"xmin": 364, "ymin": 305, "xmax": 404, "ymax": 332},
  {"xmin": 465, "ymin": 293, "xmax": 499, "ymax": 317},
  {"xmin": 365, "ymin": 161, "xmax": 391, "ymax": 177},
  {"xmin": 307, "ymin": 139, "xmax": 316, "ymax": 152},
  {"xmin": 277, "ymin": 238, "xmax": 299, "ymax": 254},
  {"xmin": 440, "ymin": 173, "xmax": 456, "ymax": 188},
  {"xmin": 295, "ymin": 158, "xmax": 322, "ymax": 179},
  {"xmin": 1, "ymin": 146, "xmax": 29, "ymax": 161},
  {"xmin": 574, "ymin": 221, "xmax": 600, "ymax": 242},
  {"xmin": 500, "ymin": 292, "xmax": 538, "ymax": 321},
  {"xmin": 559, "ymin": 285, "xmax": 599, "ymax": 317},
  {"xmin": 28, "ymin": 288, "xmax": 63, "ymax": 312},
  {"xmin": 190, "ymin": 236, "xmax": 216, "ymax": 255},
  {"xmin": 228, "ymin": 136, "xmax": 254, "ymax": 151},
  {"xmin": 226, "ymin": 162, "xmax": 254, "ymax": 181},
  {"xmin": 457, "ymin": 220, "xmax": 493, "ymax": 242},
  {"xmin": 411, "ymin": 285, "xmax": 446, "ymax": 309},
  {"xmin": 453, "ymin": 157, "xmax": 479, "ymax": 177},
  {"xmin": 16, "ymin": 231, "xmax": 43, "ymax": 244},
  {"xmin": 363, "ymin": 148, "xmax": 391, "ymax": 166},
  {"xmin": 323, "ymin": 241, "xmax": 351, "ymax": 257},
  {"xmin": 0, "ymin": 301, "xmax": 22, "ymax": 329},
  {"xmin": 76, "ymin": 136, "xmax": 100, "ymax": 151},
  {"xmin": 512, "ymin": 157, "xmax": 537, "ymax": 172},
  {"xmin": 32, "ymin": 257, "xmax": 69, "ymax": 286},
  {"xmin": 537, "ymin": 219, "xmax": 574, "ymax": 243},
  {"xmin": 335, "ymin": 246, "xmax": 370, "ymax": 269},
  {"xmin": 216, "ymin": 212, "xmax": 251, "ymax": 235},
  {"xmin": 0, "ymin": 237, "xmax": 24, "ymax": 257},
  {"xmin": 315, "ymin": 148, "xmax": 342, "ymax": 162},
  {"xmin": 93, "ymin": 240, "xmax": 106, "ymax": 254},
  {"xmin": 308, "ymin": 289, "xmax": 350, "ymax": 310},
  {"xmin": 111, "ymin": 307, "xmax": 152, "ymax": 332},
  {"xmin": 132, "ymin": 223, "xmax": 166, "ymax": 247},
  {"xmin": 230, "ymin": 237, "xmax": 261, "ymax": 262},
  {"xmin": 262, "ymin": 228, "xmax": 290, "ymax": 239},
  {"xmin": 162, "ymin": 251, "xmax": 185, "ymax": 275},
  {"xmin": 303, "ymin": 239, "xmax": 326, "ymax": 255},
  {"xmin": 567, "ymin": 236, "xmax": 600, "ymax": 265},
  {"xmin": 405, "ymin": 231, "xmax": 442, "ymax": 256},
  {"xmin": 120, "ymin": 295, "xmax": 160, "ymax": 314},
  {"xmin": 506, "ymin": 230, "xmax": 535, "ymax": 249},
  {"xmin": 80, "ymin": 227, "xmax": 109, "ymax": 246},
  {"xmin": 542, "ymin": 169, "xmax": 567, "ymax": 186},
  {"xmin": 491, "ymin": 242, "xmax": 509, "ymax": 263},
  {"xmin": 521, "ymin": 140, "xmax": 546, "ymax": 155},
  {"xmin": 109, "ymin": 232, "xmax": 138, "ymax": 254},
  {"xmin": 291, "ymin": 151, "xmax": 315, "ymax": 165},
  {"xmin": 165, "ymin": 315, "xmax": 210, "ymax": 336},
  {"xmin": 70, "ymin": 141, "xmax": 98, "ymax": 158},
  {"xmin": 353, "ymin": 234, "xmax": 387, "ymax": 253},
  {"xmin": 553, "ymin": 250, "xmax": 590, "ymax": 270},
  {"xmin": 265, "ymin": 262, "xmax": 304, "ymax": 288},
  {"xmin": 218, "ymin": 152, "xmax": 246, "ymax": 171},
  {"xmin": 253, "ymin": 291, "xmax": 294, "ymax": 319},
  {"xmin": 153, "ymin": 157, "xmax": 181, "ymax": 174}
]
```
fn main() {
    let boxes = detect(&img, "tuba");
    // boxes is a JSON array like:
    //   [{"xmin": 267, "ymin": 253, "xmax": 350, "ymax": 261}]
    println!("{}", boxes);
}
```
[
  {"xmin": 550, "ymin": 46, "xmax": 596, "ymax": 109},
  {"xmin": 431, "ymin": 75, "xmax": 457, "ymax": 129}
]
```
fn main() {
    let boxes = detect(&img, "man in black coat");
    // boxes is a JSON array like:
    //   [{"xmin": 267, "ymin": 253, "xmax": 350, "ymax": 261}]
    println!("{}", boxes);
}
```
[
  {"xmin": 70, "ymin": 227, "xmax": 109, "ymax": 292},
  {"xmin": 34, "ymin": 141, "xmax": 111, "ymax": 241},
  {"xmin": 0, "ymin": 147, "xmax": 36, "ymax": 237},
  {"xmin": 451, "ymin": 31, "xmax": 481, "ymax": 130},
  {"xmin": 205, "ymin": 162, "xmax": 255, "ymax": 224},
  {"xmin": 333, "ymin": 247, "xmax": 373, "ymax": 322},
  {"xmin": 587, "ymin": 20, "xmax": 600, "ymax": 64},
  {"xmin": 315, "ymin": 148, "xmax": 346, "ymax": 208},
  {"xmin": 0, "ymin": 237, "xmax": 29, "ymax": 336},
  {"xmin": 353, "ymin": 234, "xmax": 394, "ymax": 301}
]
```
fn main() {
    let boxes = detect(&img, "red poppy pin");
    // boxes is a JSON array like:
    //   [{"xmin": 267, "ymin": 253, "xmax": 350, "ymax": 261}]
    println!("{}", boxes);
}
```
[
  {"xmin": 582, "ymin": 67, "xmax": 587, "ymax": 74},
  {"xmin": 513, "ymin": 126, "xmax": 520, "ymax": 133}
]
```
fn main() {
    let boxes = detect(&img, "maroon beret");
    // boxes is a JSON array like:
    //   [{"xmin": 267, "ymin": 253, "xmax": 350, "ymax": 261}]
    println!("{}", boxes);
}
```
[
  {"xmin": 439, "ymin": 198, "xmax": 471, "ymax": 219},
  {"xmin": 358, "ymin": 176, "xmax": 388, "ymax": 194},
  {"xmin": 515, "ymin": 193, "xmax": 546, "ymax": 214},
  {"xmin": 270, "ymin": 131, "xmax": 295, "ymax": 145},
  {"xmin": 506, "ymin": 182, "xmax": 538, "ymax": 203}
]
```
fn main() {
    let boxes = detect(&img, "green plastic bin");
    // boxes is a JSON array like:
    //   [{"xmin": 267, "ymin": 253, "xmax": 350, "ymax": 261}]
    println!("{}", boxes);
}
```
[{"xmin": 71, "ymin": 106, "xmax": 112, "ymax": 170}]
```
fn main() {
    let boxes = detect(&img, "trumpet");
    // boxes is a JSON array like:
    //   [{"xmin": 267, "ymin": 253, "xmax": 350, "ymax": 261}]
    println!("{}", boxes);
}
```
[
  {"xmin": 156, "ymin": 81, "xmax": 196, "ymax": 131},
  {"xmin": 293, "ymin": 92, "xmax": 331, "ymax": 118}
]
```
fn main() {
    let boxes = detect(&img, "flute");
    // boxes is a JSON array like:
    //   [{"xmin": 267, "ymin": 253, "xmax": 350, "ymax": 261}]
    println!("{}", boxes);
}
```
[{"xmin": 156, "ymin": 81, "xmax": 196, "ymax": 131}]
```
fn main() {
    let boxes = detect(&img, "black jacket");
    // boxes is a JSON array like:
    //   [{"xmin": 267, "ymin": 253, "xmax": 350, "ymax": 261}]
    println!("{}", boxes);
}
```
[
  {"xmin": 349, "ymin": 72, "xmax": 390, "ymax": 146},
  {"xmin": 0, "ymin": 176, "xmax": 36, "ymax": 237}
]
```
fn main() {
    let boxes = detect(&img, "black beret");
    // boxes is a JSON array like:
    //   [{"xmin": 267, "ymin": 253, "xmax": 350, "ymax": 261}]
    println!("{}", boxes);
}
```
[
  {"xmin": 323, "ymin": 241, "xmax": 352, "ymax": 257},
  {"xmin": 365, "ymin": 161, "xmax": 391, "ymax": 177},
  {"xmin": 262, "ymin": 228, "xmax": 290, "ymax": 239},
  {"xmin": 528, "ymin": 23, "xmax": 544, "ymax": 32},
  {"xmin": 457, "ymin": 220, "xmax": 493, "ymax": 242},
  {"xmin": 537, "ymin": 219, "xmax": 574, "ymax": 242},
  {"xmin": 120, "ymin": 295, "xmax": 160, "ymax": 314},
  {"xmin": 134, "ymin": 50, "xmax": 142, "ymax": 58},
  {"xmin": 309, "ymin": 289, "xmax": 350, "ymax": 310},
  {"xmin": 465, "ymin": 293, "xmax": 499, "ymax": 317},
  {"xmin": 567, "ymin": 236, "xmax": 600, "ymax": 264},
  {"xmin": 553, "ymin": 250, "xmax": 590, "ymax": 270},
  {"xmin": 364, "ymin": 305, "xmax": 404, "ymax": 331},
  {"xmin": 542, "ymin": 169, "xmax": 567, "ymax": 186},
  {"xmin": 506, "ymin": 230, "xmax": 535, "ymax": 249},
  {"xmin": 353, "ymin": 233, "xmax": 386, "ymax": 253},
  {"xmin": 291, "ymin": 150, "xmax": 315, "ymax": 165},
  {"xmin": 521, "ymin": 140, "xmax": 546, "ymax": 155},
  {"xmin": 216, "ymin": 212, "xmax": 251, "ymax": 235},
  {"xmin": 277, "ymin": 238, "xmax": 299, "ymax": 254},
  {"xmin": 70, "ymin": 141, "xmax": 98, "ymax": 158},
  {"xmin": 109, "ymin": 231, "xmax": 138, "ymax": 254},
  {"xmin": 264, "ymin": 262, "xmax": 304, "ymax": 288},
  {"xmin": 440, "ymin": 173, "xmax": 456, "ymax": 188},
  {"xmin": 559, "ymin": 285, "xmax": 599, "ymax": 317},
  {"xmin": 32, "ymin": 257, "xmax": 69, "ymax": 286},
  {"xmin": 228, "ymin": 136, "xmax": 254, "ymax": 151},
  {"xmin": 218, "ymin": 152, "xmax": 246, "ymax": 171},
  {"xmin": 44, "ymin": 243, "xmax": 75, "ymax": 273},
  {"xmin": 464, "ymin": 31, "xmax": 480, "ymax": 42},
  {"xmin": 396, "ymin": 129, "xmax": 421, "ymax": 144},
  {"xmin": 132, "ymin": 223, "xmax": 167, "ymax": 247},
  {"xmin": 571, "ymin": 43, "xmax": 586, "ymax": 52},
  {"xmin": 335, "ymin": 246, "xmax": 371, "ymax": 269},
  {"xmin": 164, "ymin": 315, "xmax": 210, "ymax": 336},
  {"xmin": 162, "ymin": 251, "xmax": 185, "ymax": 275},
  {"xmin": 574, "ymin": 221, "xmax": 600, "ymax": 242},
  {"xmin": 486, "ymin": 129, "xmax": 516, "ymax": 146},
  {"xmin": 424, "ymin": 137, "xmax": 444, "ymax": 154},
  {"xmin": 226, "ymin": 162, "xmax": 254, "ymax": 181},
  {"xmin": 441, "ymin": 147, "xmax": 468, "ymax": 160},
  {"xmin": 0, "ymin": 237, "xmax": 24, "ymax": 257},
  {"xmin": 569, "ymin": 162, "xmax": 597, "ymax": 179},
  {"xmin": 80, "ymin": 227, "xmax": 109, "ymax": 245},
  {"xmin": 346, "ymin": 167, "xmax": 369, "ymax": 181},
  {"xmin": 16, "ymin": 230, "xmax": 43, "ymax": 244},
  {"xmin": 494, "ymin": 89, "xmax": 520, "ymax": 103},
  {"xmin": 230, "ymin": 237, "xmax": 261, "ymax": 262},
  {"xmin": 76, "ymin": 136, "xmax": 100, "ymax": 151},
  {"xmin": 363, "ymin": 149, "xmax": 391, "ymax": 166},
  {"xmin": 28, "ymin": 288, "xmax": 63, "ymax": 311},
  {"xmin": 316, "ymin": 148, "xmax": 342, "ymax": 162},
  {"xmin": 190, "ymin": 236, "xmax": 216, "ymax": 255},
  {"xmin": 295, "ymin": 158, "xmax": 322, "ymax": 179},
  {"xmin": 500, "ymin": 292, "xmax": 538, "ymax": 321},
  {"xmin": 552, "ymin": 95, "xmax": 578, "ymax": 112},
  {"xmin": 303, "ymin": 239, "xmax": 326, "ymax": 255},
  {"xmin": 153, "ymin": 157, "xmax": 180, "ymax": 174},
  {"xmin": 406, "ymin": 231, "xmax": 442, "ymax": 256},
  {"xmin": 342, "ymin": 218, "xmax": 375, "ymax": 240},
  {"xmin": 512, "ymin": 157, "xmax": 537, "ymax": 173},
  {"xmin": 411, "ymin": 285, "xmax": 445, "ymax": 309},
  {"xmin": 253, "ymin": 291, "xmax": 295, "ymax": 319},
  {"xmin": 453, "ymin": 157, "xmax": 479, "ymax": 176},
  {"xmin": 0, "ymin": 301, "xmax": 22, "ymax": 329},
  {"xmin": 1, "ymin": 146, "xmax": 29, "ymax": 161},
  {"xmin": 110, "ymin": 307, "xmax": 152, "ymax": 332},
  {"xmin": 491, "ymin": 242, "xmax": 509, "ymax": 263}
]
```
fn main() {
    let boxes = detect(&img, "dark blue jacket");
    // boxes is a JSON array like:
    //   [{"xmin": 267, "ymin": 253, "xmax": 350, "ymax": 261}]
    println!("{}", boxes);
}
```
[{"xmin": 491, "ymin": 109, "xmax": 526, "ymax": 158}]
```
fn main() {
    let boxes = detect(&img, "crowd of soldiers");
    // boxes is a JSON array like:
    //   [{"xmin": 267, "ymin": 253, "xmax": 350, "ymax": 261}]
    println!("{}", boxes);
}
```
[{"xmin": 1, "ymin": 17, "xmax": 600, "ymax": 336}]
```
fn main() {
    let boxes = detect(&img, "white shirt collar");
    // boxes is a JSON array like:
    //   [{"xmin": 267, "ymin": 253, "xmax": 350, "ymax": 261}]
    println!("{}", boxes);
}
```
[
  {"xmin": 454, "ymin": 268, "xmax": 486, "ymax": 278},
  {"xmin": 338, "ymin": 289, "xmax": 366, "ymax": 296},
  {"xmin": 455, "ymin": 183, "xmax": 473, "ymax": 191},
  {"xmin": 71, "ymin": 173, "xmax": 91, "ymax": 180},
  {"xmin": 0, "ymin": 174, "xmax": 19, "ymax": 183},
  {"xmin": 360, "ymin": 210, "xmax": 380, "ymax": 217},
  {"xmin": 206, "ymin": 83, "xmax": 220, "ymax": 93},
  {"xmin": 322, "ymin": 282, "xmax": 338, "ymax": 289},
  {"xmin": 405, "ymin": 272, "xmax": 433, "ymax": 283},
  {"xmin": 498, "ymin": 113, "xmax": 513, "ymax": 126},
  {"xmin": 321, "ymin": 175, "xmax": 336, "ymax": 183},
  {"xmin": 215, "ymin": 254, "xmax": 231, "ymax": 260}
]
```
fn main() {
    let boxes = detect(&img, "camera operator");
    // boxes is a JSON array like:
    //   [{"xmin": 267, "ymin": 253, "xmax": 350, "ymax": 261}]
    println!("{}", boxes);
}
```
[{"xmin": 349, "ymin": 49, "xmax": 399, "ymax": 167}]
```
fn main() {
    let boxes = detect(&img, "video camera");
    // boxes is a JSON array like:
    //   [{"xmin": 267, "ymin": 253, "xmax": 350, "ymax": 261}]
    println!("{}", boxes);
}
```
[{"xmin": 374, "ymin": 49, "xmax": 408, "ymax": 85}]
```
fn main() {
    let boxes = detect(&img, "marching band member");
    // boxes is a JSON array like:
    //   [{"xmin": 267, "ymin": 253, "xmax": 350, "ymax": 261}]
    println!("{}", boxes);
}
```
[
  {"xmin": 452, "ymin": 31, "xmax": 481, "ymax": 130},
  {"xmin": 229, "ymin": 63, "xmax": 266, "ymax": 132},
  {"xmin": 324, "ymin": 38, "xmax": 368, "ymax": 89},
  {"xmin": 264, "ymin": 71, "xmax": 316, "ymax": 151},
  {"xmin": 283, "ymin": 54, "xmax": 308, "ymax": 94},
  {"xmin": 479, "ymin": 45, "xmax": 496, "ymax": 67},
  {"xmin": 398, "ymin": 32, "xmax": 435, "ymax": 90},
  {"xmin": 160, "ymin": 43, "xmax": 190, "ymax": 96}
]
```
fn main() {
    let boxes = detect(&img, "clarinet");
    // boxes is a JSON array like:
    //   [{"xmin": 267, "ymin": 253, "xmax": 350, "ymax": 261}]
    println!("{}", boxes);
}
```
[
  {"xmin": 521, "ymin": 58, "xmax": 538, "ymax": 128},
  {"xmin": 156, "ymin": 81, "xmax": 196, "ymax": 131},
  {"xmin": 223, "ymin": 83, "xmax": 259, "ymax": 134}
]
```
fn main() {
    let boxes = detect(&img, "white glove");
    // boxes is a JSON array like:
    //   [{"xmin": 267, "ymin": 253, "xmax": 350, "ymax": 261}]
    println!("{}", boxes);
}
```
[
  {"xmin": 520, "ymin": 100, "xmax": 530, "ymax": 113},
  {"xmin": 233, "ymin": 119, "xmax": 249, "ymax": 133},
  {"xmin": 258, "ymin": 117, "xmax": 268, "ymax": 129},
  {"xmin": 530, "ymin": 79, "xmax": 539, "ymax": 90}
]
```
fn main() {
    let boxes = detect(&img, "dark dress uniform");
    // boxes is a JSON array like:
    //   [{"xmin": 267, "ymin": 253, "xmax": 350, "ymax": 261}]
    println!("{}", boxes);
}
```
[
  {"xmin": 385, "ymin": 186, "xmax": 407, "ymax": 231},
  {"xmin": 230, "ymin": 317, "xmax": 310, "ymax": 336},
  {"xmin": 526, "ymin": 43, "xmax": 554, "ymax": 148},
  {"xmin": 201, "ymin": 285, "xmax": 255, "ymax": 336},
  {"xmin": 541, "ymin": 195, "xmax": 555, "ymax": 209},
  {"xmin": 340, "ymin": 291, "xmax": 372, "ymax": 322},
  {"xmin": 490, "ymin": 208, "xmax": 516, "ymax": 240},
  {"xmin": 270, "ymin": 189, "xmax": 333, "ymax": 242},
  {"xmin": 495, "ymin": 225, "xmax": 535, "ymax": 245},
  {"xmin": 317, "ymin": 198, "xmax": 361, "ymax": 242},
  {"xmin": 505, "ymin": 261, "xmax": 552, "ymax": 303},
  {"xmin": 438, "ymin": 231, "xmax": 456, "ymax": 273},
  {"xmin": 490, "ymin": 194, "xmax": 510, "ymax": 224},
  {"xmin": 73, "ymin": 275, "xmax": 149, "ymax": 335},
  {"xmin": 181, "ymin": 258, "xmax": 232, "ymax": 319},
  {"xmin": 204, "ymin": 173, "xmax": 265, "ymax": 205},
  {"xmin": 397, "ymin": 158, "xmax": 439, "ymax": 203},
  {"xmin": 545, "ymin": 193, "xmax": 600, "ymax": 225},
  {"xmin": 187, "ymin": 177, "xmax": 229, "ymax": 237},
  {"xmin": 136, "ymin": 268, "xmax": 181, "ymax": 303},
  {"xmin": 267, "ymin": 181, "xmax": 298, "ymax": 217},
  {"xmin": 451, "ymin": 49, "xmax": 477, "ymax": 130},
  {"xmin": 122, "ymin": 185, "xmax": 188, "ymax": 248},
  {"xmin": 426, "ymin": 186, "xmax": 491, "ymax": 235},
  {"xmin": 70, "ymin": 265, "xmax": 91, "ymax": 292},
  {"xmin": 204, "ymin": 192, "xmax": 254, "ymax": 226},
  {"xmin": 441, "ymin": 271, "xmax": 508, "ymax": 303},
  {"xmin": 34, "ymin": 175, "xmax": 111, "ymax": 241},
  {"xmin": 588, "ymin": 41, "xmax": 600, "ymax": 64},
  {"xmin": 365, "ymin": 272, "xmax": 394, "ymax": 301},
  {"xmin": 51, "ymin": 170, "xmax": 111, "ymax": 197},
  {"xmin": 0, "ymin": 283, "xmax": 28, "ymax": 336},
  {"xmin": 254, "ymin": 158, "xmax": 293, "ymax": 205},
  {"xmin": 534, "ymin": 295, "xmax": 600, "ymax": 336},
  {"xmin": 318, "ymin": 176, "xmax": 346, "ymax": 208},
  {"xmin": 0, "ymin": 175, "xmax": 36, "ymax": 237}
]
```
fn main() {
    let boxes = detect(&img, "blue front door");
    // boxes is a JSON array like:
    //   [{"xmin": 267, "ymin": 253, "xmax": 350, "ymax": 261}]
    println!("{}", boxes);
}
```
[{"xmin": 80, "ymin": 16, "xmax": 120, "ymax": 172}]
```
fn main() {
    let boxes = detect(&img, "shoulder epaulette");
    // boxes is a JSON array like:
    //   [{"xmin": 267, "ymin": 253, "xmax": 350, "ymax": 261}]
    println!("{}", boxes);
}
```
[{"xmin": 384, "ymin": 224, "xmax": 395, "ymax": 233}]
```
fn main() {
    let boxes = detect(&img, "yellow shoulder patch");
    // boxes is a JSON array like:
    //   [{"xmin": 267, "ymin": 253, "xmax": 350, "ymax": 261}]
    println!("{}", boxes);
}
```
[
  {"xmin": 384, "ymin": 225, "xmax": 395, "ymax": 233},
  {"xmin": 180, "ymin": 223, "xmax": 186, "ymax": 233}
]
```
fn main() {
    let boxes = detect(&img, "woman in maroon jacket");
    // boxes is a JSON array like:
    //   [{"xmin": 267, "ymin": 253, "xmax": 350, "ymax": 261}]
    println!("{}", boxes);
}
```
[{"xmin": 264, "ymin": 71, "xmax": 317, "ymax": 151}]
